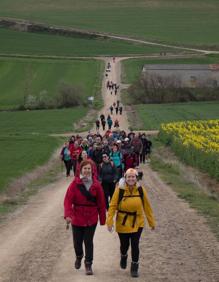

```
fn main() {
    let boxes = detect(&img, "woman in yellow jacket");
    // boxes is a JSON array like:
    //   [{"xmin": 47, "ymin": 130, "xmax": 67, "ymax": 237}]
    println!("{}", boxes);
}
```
[{"xmin": 106, "ymin": 168, "xmax": 155, "ymax": 278}]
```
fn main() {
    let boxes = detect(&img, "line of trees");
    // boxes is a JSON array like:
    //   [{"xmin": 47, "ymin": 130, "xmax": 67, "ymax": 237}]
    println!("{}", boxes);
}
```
[
  {"xmin": 127, "ymin": 73, "xmax": 219, "ymax": 104},
  {"xmin": 18, "ymin": 82, "xmax": 87, "ymax": 110}
]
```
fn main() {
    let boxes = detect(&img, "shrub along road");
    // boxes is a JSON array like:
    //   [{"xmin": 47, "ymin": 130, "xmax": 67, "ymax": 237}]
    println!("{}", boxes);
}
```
[{"xmin": 0, "ymin": 58, "xmax": 218, "ymax": 282}]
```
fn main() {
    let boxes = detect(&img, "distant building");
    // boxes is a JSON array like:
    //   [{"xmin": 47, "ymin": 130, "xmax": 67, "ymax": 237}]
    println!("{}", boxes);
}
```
[{"xmin": 142, "ymin": 64, "xmax": 219, "ymax": 88}]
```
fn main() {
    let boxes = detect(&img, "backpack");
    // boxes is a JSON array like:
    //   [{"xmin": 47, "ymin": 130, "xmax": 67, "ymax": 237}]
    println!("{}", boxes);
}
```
[
  {"xmin": 118, "ymin": 186, "xmax": 144, "ymax": 208},
  {"xmin": 117, "ymin": 186, "xmax": 144, "ymax": 227}
]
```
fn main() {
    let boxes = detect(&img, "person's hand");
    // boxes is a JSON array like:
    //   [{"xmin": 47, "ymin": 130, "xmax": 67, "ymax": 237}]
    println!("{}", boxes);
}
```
[
  {"xmin": 65, "ymin": 217, "xmax": 71, "ymax": 230},
  {"xmin": 107, "ymin": 225, "xmax": 114, "ymax": 233},
  {"xmin": 65, "ymin": 217, "xmax": 71, "ymax": 224}
]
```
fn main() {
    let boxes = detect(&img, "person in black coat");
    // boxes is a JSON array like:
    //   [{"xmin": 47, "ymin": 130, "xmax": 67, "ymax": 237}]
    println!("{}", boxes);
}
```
[
  {"xmin": 92, "ymin": 144, "xmax": 103, "ymax": 170},
  {"xmin": 99, "ymin": 154, "xmax": 117, "ymax": 209},
  {"xmin": 101, "ymin": 119, "xmax": 106, "ymax": 131},
  {"xmin": 140, "ymin": 134, "xmax": 152, "ymax": 164},
  {"xmin": 110, "ymin": 106, "xmax": 114, "ymax": 115},
  {"xmin": 95, "ymin": 120, "xmax": 100, "ymax": 131},
  {"xmin": 100, "ymin": 114, "xmax": 105, "ymax": 122}
]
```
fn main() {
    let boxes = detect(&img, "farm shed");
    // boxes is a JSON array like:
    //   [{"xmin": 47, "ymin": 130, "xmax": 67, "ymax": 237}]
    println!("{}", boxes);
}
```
[{"xmin": 142, "ymin": 64, "xmax": 219, "ymax": 88}]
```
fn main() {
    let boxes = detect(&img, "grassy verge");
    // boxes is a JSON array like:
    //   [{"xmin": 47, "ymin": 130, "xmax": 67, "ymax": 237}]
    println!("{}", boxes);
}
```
[
  {"xmin": 0, "ymin": 153, "xmax": 63, "ymax": 219},
  {"xmin": 151, "ymin": 142, "xmax": 219, "ymax": 240},
  {"xmin": 125, "ymin": 102, "xmax": 219, "ymax": 130},
  {"xmin": 121, "ymin": 55, "xmax": 219, "ymax": 84},
  {"xmin": 0, "ymin": 1, "xmax": 219, "ymax": 48},
  {"xmin": 0, "ymin": 135, "xmax": 60, "ymax": 193}
]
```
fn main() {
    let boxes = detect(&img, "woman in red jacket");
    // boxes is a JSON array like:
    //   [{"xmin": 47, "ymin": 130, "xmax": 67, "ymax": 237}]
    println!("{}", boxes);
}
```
[
  {"xmin": 75, "ymin": 150, "xmax": 98, "ymax": 179},
  {"xmin": 64, "ymin": 160, "xmax": 106, "ymax": 275}
]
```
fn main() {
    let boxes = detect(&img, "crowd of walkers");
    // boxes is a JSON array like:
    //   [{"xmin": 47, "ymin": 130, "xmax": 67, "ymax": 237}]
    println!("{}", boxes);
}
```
[
  {"xmin": 106, "ymin": 80, "xmax": 119, "ymax": 95},
  {"xmin": 109, "ymin": 100, "xmax": 123, "ymax": 116},
  {"xmin": 96, "ymin": 113, "xmax": 121, "ymax": 131},
  {"xmin": 62, "ymin": 129, "xmax": 155, "ymax": 277},
  {"xmin": 61, "ymin": 130, "xmax": 152, "ymax": 181}
]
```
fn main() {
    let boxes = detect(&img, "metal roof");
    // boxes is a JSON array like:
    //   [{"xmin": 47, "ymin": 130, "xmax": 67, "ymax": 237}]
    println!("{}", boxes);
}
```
[{"xmin": 143, "ymin": 64, "xmax": 219, "ymax": 71}]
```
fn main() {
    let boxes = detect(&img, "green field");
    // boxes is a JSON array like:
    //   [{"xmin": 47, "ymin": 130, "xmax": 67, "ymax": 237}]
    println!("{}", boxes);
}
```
[
  {"xmin": 0, "ymin": 56, "xmax": 103, "ymax": 191},
  {"xmin": 0, "ymin": 0, "xmax": 219, "ymax": 48},
  {"xmin": 0, "ymin": 107, "xmax": 88, "ymax": 193},
  {"xmin": 0, "ymin": 28, "xmax": 171, "ymax": 57},
  {"xmin": 0, "ymin": 107, "xmax": 88, "ymax": 135},
  {"xmin": 0, "ymin": 57, "xmax": 103, "ymax": 109},
  {"xmin": 129, "ymin": 102, "xmax": 219, "ymax": 130},
  {"xmin": 122, "ymin": 56, "xmax": 219, "ymax": 84},
  {"xmin": 0, "ymin": 135, "xmax": 59, "ymax": 192}
]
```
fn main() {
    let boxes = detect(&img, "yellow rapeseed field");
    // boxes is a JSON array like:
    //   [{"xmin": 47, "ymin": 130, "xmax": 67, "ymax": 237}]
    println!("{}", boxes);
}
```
[{"xmin": 159, "ymin": 120, "xmax": 219, "ymax": 180}]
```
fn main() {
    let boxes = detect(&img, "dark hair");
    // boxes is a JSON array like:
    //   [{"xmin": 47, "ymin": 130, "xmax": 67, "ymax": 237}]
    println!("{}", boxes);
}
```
[
  {"xmin": 102, "ymin": 153, "xmax": 109, "ymax": 158},
  {"xmin": 78, "ymin": 150, "xmax": 87, "ymax": 163}
]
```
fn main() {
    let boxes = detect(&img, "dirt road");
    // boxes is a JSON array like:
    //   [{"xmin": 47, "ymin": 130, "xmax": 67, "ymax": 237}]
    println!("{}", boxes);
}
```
[{"xmin": 0, "ymin": 58, "xmax": 219, "ymax": 282}]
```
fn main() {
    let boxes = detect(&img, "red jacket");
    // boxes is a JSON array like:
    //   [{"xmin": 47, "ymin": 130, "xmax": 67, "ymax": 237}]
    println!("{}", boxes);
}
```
[
  {"xmin": 64, "ymin": 177, "xmax": 106, "ymax": 226},
  {"xmin": 123, "ymin": 152, "xmax": 138, "ymax": 171}
]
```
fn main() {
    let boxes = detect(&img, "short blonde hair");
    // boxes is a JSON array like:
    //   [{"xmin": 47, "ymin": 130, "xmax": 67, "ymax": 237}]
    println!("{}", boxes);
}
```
[{"xmin": 124, "ymin": 168, "xmax": 138, "ymax": 177}]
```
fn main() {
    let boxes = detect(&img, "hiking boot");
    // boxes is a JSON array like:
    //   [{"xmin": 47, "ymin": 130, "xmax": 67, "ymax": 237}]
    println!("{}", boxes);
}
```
[
  {"xmin": 85, "ymin": 262, "xmax": 93, "ymax": 275},
  {"xmin": 75, "ymin": 256, "xmax": 83, "ymax": 269},
  {"xmin": 130, "ymin": 262, "xmax": 139, "ymax": 278},
  {"xmin": 120, "ymin": 254, "xmax": 128, "ymax": 269}
]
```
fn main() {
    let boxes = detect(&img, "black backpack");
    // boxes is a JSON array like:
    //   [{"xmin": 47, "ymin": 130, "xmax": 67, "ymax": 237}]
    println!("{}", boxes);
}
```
[
  {"xmin": 118, "ymin": 186, "xmax": 144, "ymax": 208},
  {"xmin": 117, "ymin": 186, "xmax": 145, "ymax": 228}
]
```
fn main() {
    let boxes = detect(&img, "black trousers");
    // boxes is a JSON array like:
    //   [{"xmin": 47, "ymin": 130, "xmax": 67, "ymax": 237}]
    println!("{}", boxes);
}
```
[
  {"xmin": 72, "ymin": 225, "xmax": 97, "ymax": 263},
  {"xmin": 140, "ymin": 152, "xmax": 146, "ymax": 164},
  {"xmin": 115, "ymin": 165, "xmax": 123, "ymax": 181},
  {"xmin": 118, "ymin": 228, "xmax": 143, "ymax": 262},
  {"xmin": 101, "ymin": 181, "xmax": 115, "ymax": 209},
  {"xmin": 64, "ymin": 160, "xmax": 71, "ymax": 176},
  {"xmin": 71, "ymin": 159, "xmax": 77, "ymax": 174}
]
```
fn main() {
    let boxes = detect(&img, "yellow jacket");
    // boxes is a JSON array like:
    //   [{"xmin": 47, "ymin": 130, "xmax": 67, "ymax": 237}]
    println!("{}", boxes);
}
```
[{"xmin": 106, "ymin": 184, "xmax": 155, "ymax": 233}]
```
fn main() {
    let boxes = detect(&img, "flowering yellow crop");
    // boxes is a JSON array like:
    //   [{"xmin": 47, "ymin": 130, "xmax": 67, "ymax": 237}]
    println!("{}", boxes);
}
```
[
  {"xmin": 160, "ymin": 120, "xmax": 219, "ymax": 154},
  {"xmin": 159, "ymin": 120, "xmax": 219, "ymax": 180}
]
